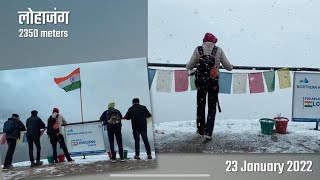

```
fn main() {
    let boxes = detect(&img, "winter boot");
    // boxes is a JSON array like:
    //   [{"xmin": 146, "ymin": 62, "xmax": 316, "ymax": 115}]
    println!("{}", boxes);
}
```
[
  {"xmin": 35, "ymin": 160, "xmax": 43, "ymax": 166},
  {"xmin": 204, "ymin": 134, "xmax": 212, "ymax": 140},
  {"xmin": 134, "ymin": 155, "xmax": 140, "ymax": 160},
  {"xmin": 3, "ymin": 165, "xmax": 13, "ymax": 170},
  {"xmin": 30, "ymin": 161, "xmax": 35, "ymax": 167}
]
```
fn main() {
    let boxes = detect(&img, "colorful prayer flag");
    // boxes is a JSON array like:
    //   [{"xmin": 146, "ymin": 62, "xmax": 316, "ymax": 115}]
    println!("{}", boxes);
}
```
[
  {"xmin": 1, "ymin": 134, "xmax": 6, "ymax": 145},
  {"xmin": 156, "ymin": 70, "xmax": 173, "ymax": 93},
  {"xmin": 263, "ymin": 71, "xmax": 275, "ymax": 92},
  {"xmin": 278, "ymin": 69, "xmax": 291, "ymax": 89},
  {"xmin": 174, "ymin": 70, "xmax": 189, "ymax": 92},
  {"xmin": 189, "ymin": 74, "xmax": 197, "ymax": 91},
  {"xmin": 233, "ymin": 73, "xmax": 247, "ymax": 94},
  {"xmin": 147, "ymin": 117, "xmax": 152, "ymax": 124},
  {"xmin": 219, "ymin": 72, "xmax": 233, "ymax": 94},
  {"xmin": 248, "ymin": 72, "xmax": 265, "ymax": 93},
  {"xmin": 148, "ymin": 69, "xmax": 157, "ymax": 89},
  {"xmin": 54, "ymin": 68, "xmax": 81, "ymax": 92},
  {"xmin": 40, "ymin": 129, "xmax": 45, "ymax": 137},
  {"xmin": 22, "ymin": 132, "xmax": 27, "ymax": 143},
  {"xmin": 16, "ymin": 131, "xmax": 24, "ymax": 144}
]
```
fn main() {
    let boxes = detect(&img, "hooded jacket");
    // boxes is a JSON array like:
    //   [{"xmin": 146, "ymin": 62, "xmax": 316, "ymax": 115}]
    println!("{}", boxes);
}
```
[
  {"xmin": 186, "ymin": 42, "xmax": 233, "ymax": 71},
  {"xmin": 5, "ymin": 116, "xmax": 26, "ymax": 139},
  {"xmin": 51, "ymin": 112, "xmax": 67, "ymax": 135}
]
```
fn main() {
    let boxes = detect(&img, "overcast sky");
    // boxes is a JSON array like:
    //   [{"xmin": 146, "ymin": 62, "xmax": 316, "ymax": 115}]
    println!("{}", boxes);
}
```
[{"xmin": 148, "ymin": 0, "xmax": 320, "ymax": 123}]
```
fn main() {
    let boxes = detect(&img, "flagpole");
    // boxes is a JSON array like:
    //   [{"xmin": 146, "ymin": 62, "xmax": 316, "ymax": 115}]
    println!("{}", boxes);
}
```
[
  {"xmin": 80, "ymin": 78, "xmax": 85, "ymax": 159},
  {"xmin": 80, "ymin": 86, "xmax": 84, "ymax": 124}
]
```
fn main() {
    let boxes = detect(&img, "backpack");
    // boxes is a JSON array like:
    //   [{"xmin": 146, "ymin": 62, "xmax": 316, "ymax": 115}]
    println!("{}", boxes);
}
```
[
  {"xmin": 194, "ymin": 46, "xmax": 219, "ymax": 88},
  {"xmin": 194, "ymin": 46, "xmax": 222, "ymax": 113},
  {"xmin": 107, "ymin": 110, "xmax": 122, "ymax": 130},
  {"xmin": 47, "ymin": 114, "xmax": 60, "ymax": 136},
  {"xmin": 3, "ymin": 120, "xmax": 15, "ymax": 134}
]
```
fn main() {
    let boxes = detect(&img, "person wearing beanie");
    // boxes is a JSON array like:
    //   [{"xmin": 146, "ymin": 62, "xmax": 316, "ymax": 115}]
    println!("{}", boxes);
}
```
[
  {"xmin": 51, "ymin": 108, "xmax": 67, "ymax": 133},
  {"xmin": 3, "ymin": 114, "xmax": 26, "ymax": 170},
  {"xmin": 123, "ymin": 98, "xmax": 153, "ymax": 160},
  {"xmin": 48, "ymin": 108, "xmax": 73, "ymax": 163},
  {"xmin": 26, "ymin": 110, "xmax": 46, "ymax": 167},
  {"xmin": 186, "ymin": 32, "xmax": 233, "ymax": 140},
  {"xmin": 100, "ymin": 102, "xmax": 125, "ymax": 163}
]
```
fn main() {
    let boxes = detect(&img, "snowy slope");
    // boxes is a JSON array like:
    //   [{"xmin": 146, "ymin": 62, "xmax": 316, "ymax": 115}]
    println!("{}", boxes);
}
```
[{"xmin": 154, "ymin": 119, "xmax": 320, "ymax": 153}]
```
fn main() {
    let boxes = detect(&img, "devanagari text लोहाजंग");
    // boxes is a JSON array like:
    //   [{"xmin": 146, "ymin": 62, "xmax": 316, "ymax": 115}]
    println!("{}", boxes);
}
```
[{"xmin": 18, "ymin": 8, "xmax": 70, "ymax": 25}]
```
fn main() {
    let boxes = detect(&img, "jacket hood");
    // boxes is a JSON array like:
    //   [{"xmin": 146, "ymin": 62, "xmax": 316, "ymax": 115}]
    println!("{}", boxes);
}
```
[
  {"xmin": 8, "ymin": 116, "xmax": 20, "ymax": 121},
  {"xmin": 52, "ymin": 112, "xmax": 59, "ymax": 119}
]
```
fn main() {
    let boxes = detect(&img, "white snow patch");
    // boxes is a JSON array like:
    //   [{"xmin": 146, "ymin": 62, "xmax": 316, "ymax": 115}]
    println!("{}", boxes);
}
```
[
  {"xmin": 2, "ymin": 152, "xmax": 156, "ymax": 168},
  {"xmin": 154, "ymin": 119, "xmax": 320, "ymax": 153}
]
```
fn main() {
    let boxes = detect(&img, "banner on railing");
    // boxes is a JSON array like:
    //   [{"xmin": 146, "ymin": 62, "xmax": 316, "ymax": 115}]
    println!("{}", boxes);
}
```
[
  {"xmin": 292, "ymin": 72, "xmax": 320, "ymax": 122},
  {"xmin": 65, "ymin": 123, "xmax": 106, "ymax": 155}
]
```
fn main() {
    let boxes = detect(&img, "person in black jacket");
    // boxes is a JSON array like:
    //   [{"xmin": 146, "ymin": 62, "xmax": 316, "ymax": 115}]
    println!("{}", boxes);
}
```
[
  {"xmin": 26, "ymin": 110, "xmax": 46, "ymax": 167},
  {"xmin": 3, "ymin": 114, "xmax": 26, "ymax": 170},
  {"xmin": 100, "ymin": 102, "xmax": 125, "ymax": 163},
  {"xmin": 123, "ymin": 98, "xmax": 152, "ymax": 160}
]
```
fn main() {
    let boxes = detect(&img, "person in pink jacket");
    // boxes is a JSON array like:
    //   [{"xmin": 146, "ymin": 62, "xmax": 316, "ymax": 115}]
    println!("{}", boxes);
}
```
[{"xmin": 186, "ymin": 33, "xmax": 233, "ymax": 140}]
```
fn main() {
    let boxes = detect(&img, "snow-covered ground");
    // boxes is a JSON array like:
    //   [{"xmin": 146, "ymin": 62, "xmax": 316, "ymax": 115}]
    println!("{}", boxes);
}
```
[
  {"xmin": 154, "ymin": 119, "xmax": 320, "ymax": 153},
  {"xmin": 1, "ymin": 152, "xmax": 156, "ymax": 180}
]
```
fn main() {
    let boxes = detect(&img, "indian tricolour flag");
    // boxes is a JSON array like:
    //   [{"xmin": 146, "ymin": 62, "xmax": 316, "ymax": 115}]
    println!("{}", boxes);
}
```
[{"xmin": 54, "ymin": 68, "xmax": 81, "ymax": 92}]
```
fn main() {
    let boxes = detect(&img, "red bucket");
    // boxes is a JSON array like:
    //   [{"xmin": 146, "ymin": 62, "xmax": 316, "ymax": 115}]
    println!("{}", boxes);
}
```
[
  {"xmin": 274, "ymin": 117, "xmax": 289, "ymax": 134},
  {"xmin": 107, "ymin": 150, "xmax": 117, "ymax": 160},
  {"xmin": 57, "ymin": 154, "xmax": 66, "ymax": 162}
]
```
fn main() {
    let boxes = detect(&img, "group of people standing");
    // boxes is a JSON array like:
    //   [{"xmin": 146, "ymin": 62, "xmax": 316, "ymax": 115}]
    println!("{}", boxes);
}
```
[
  {"xmin": 2, "ymin": 108, "xmax": 73, "ymax": 170},
  {"xmin": 100, "ymin": 98, "xmax": 153, "ymax": 163},
  {"xmin": 2, "ymin": 98, "xmax": 153, "ymax": 169}
]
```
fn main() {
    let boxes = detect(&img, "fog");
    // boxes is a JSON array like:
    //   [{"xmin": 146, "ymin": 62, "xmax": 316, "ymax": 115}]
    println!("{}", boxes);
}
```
[{"xmin": 148, "ymin": 0, "xmax": 320, "ymax": 123}]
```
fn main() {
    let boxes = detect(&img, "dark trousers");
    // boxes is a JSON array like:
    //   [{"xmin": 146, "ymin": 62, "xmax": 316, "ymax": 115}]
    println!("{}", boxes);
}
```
[
  {"xmin": 50, "ymin": 134, "xmax": 72, "ymax": 161},
  {"xmin": 197, "ymin": 81, "xmax": 218, "ymax": 136},
  {"xmin": 108, "ymin": 130, "xmax": 124, "ymax": 159},
  {"xmin": 27, "ymin": 136, "xmax": 41, "ymax": 162},
  {"xmin": 133, "ymin": 129, "xmax": 151, "ymax": 155},
  {"xmin": 4, "ymin": 138, "xmax": 17, "ymax": 167}
]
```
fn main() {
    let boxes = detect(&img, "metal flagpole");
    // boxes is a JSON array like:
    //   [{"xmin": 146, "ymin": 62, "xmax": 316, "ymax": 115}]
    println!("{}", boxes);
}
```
[
  {"xmin": 80, "ymin": 87, "xmax": 84, "ymax": 123},
  {"xmin": 80, "ymin": 83, "xmax": 86, "ymax": 159}
]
